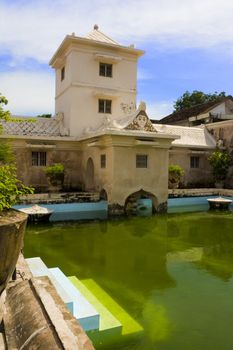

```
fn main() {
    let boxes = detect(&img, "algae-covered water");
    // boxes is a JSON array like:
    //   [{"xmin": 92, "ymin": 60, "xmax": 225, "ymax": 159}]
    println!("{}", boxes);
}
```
[{"xmin": 24, "ymin": 211, "xmax": 233, "ymax": 350}]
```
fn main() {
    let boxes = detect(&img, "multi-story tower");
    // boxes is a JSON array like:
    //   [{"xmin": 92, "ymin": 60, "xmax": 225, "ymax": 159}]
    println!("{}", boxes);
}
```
[{"xmin": 50, "ymin": 25, "xmax": 144, "ymax": 137}]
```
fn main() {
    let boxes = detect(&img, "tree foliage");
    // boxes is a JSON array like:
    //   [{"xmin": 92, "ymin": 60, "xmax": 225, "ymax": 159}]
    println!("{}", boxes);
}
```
[
  {"xmin": 0, "ymin": 93, "xmax": 14, "ymax": 163},
  {"xmin": 173, "ymin": 91, "xmax": 227, "ymax": 112},
  {"xmin": 0, "ymin": 164, "xmax": 34, "ymax": 210},
  {"xmin": 0, "ymin": 93, "xmax": 10, "ymax": 121},
  {"xmin": 208, "ymin": 150, "xmax": 232, "ymax": 182},
  {"xmin": 0, "ymin": 93, "xmax": 34, "ymax": 210},
  {"xmin": 44, "ymin": 163, "xmax": 65, "ymax": 186},
  {"xmin": 168, "ymin": 164, "xmax": 184, "ymax": 188},
  {"xmin": 36, "ymin": 114, "xmax": 52, "ymax": 118}
]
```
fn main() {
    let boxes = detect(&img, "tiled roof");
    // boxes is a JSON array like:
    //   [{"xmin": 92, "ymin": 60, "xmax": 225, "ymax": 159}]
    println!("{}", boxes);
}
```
[
  {"xmin": 155, "ymin": 124, "xmax": 216, "ymax": 148},
  {"xmin": 159, "ymin": 97, "xmax": 233, "ymax": 124},
  {"xmin": 86, "ymin": 25, "xmax": 119, "ymax": 45},
  {"xmin": 0, "ymin": 116, "xmax": 64, "ymax": 137}
]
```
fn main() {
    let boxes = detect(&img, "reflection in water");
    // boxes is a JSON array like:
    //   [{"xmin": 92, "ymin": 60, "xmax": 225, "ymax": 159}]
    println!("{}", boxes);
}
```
[
  {"xmin": 142, "ymin": 302, "xmax": 172, "ymax": 342},
  {"xmin": 166, "ymin": 247, "xmax": 203, "ymax": 263},
  {"xmin": 25, "ymin": 212, "xmax": 233, "ymax": 350}
]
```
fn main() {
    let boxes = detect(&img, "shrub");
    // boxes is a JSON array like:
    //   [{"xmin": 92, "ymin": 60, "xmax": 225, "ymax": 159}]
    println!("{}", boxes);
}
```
[
  {"xmin": 168, "ymin": 165, "xmax": 184, "ymax": 188},
  {"xmin": 0, "ymin": 164, "xmax": 34, "ymax": 211},
  {"xmin": 45, "ymin": 163, "xmax": 65, "ymax": 186},
  {"xmin": 0, "ymin": 93, "xmax": 34, "ymax": 210},
  {"xmin": 208, "ymin": 150, "xmax": 232, "ymax": 182}
]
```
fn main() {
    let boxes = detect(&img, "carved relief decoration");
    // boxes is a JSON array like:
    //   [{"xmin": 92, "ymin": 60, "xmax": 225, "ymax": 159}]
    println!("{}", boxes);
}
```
[
  {"xmin": 125, "ymin": 112, "xmax": 156, "ymax": 132},
  {"xmin": 120, "ymin": 102, "xmax": 136, "ymax": 115}
]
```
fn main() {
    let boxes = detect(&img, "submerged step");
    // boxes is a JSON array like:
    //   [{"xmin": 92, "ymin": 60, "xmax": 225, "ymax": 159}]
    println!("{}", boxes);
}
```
[
  {"xmin": 78, "ymin": 278, "xmax": 143, "ymax": 337},
  {"xmin": 49, "ymin": 268, "xmax": 99, "ymax": 331},
  {"xmin": 26, "ymin": 257, "xmax": 73, "ymax": 315},
  {"xmin": 69, "ymin": 276, "xmax": 122, "ymax": 340}
]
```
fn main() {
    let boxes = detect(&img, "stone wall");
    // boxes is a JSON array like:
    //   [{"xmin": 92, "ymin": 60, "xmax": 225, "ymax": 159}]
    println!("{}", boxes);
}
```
[
  {"xmin": 169, "ymin": 148, "xmax": 213, "ymax": 187},
  {"xmin": 11, "ymin": 139, "xmax": 83, "ymax": 192}
]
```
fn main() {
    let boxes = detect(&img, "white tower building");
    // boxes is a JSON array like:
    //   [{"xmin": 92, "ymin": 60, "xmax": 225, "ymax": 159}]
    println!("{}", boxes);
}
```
[{"xmin": 50, "ymin": 25, "xmax": 144, "ymax": 137}]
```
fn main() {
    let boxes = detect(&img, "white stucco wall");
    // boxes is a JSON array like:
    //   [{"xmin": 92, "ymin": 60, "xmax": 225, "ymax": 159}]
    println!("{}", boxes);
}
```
[
  {"xmin": 54, "ymin": 42, "xmax": 140, "ymax": 137},
  {"xmin": 210, "ymin": 103, "xmax": 226, "ymax": 115}
]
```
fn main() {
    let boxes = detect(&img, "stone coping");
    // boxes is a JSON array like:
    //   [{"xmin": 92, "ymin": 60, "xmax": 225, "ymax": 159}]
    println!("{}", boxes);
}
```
[
  {"xmin": 169, "ymin": 188, "xmax": 233, "ymax": 198},
  {"xmin": 19, "ymin": 192, "xmax": 100, "ymax": 204},
  {"xmin": 2, "ymin": 254, "xmax": 95, "ymax": 350}
]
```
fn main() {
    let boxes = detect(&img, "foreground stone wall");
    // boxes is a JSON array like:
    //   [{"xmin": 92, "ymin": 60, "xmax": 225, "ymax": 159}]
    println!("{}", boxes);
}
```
[{"xmin": 2, "ymin": 255, "xmax": 95, "ymax": 350}]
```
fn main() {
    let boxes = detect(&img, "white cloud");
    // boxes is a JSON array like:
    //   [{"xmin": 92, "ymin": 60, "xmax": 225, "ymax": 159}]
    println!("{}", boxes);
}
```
[
  {"xmin": 1, "ymin": 0, "xmax": 233, "ymax": 63},
  {"xmin": 0, "ymin": 70, "xmax": 54, "ymax": 116},
  {"xmin": 1, "ymin": 0, "xmax": 232, "ymax": 115},
  {"xmin": 146, "ymin": 100, "xmax": 173, "ymax": 120}
]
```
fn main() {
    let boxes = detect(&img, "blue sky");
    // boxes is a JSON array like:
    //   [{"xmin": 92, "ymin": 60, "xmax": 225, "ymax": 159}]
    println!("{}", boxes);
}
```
[{"xmin": 1, "ymin": 0, "xmax": 233, "ymax": 119}]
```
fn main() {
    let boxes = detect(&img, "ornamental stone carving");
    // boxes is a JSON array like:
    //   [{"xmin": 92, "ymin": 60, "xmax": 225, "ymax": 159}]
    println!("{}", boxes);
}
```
[
  {"xmin": 125, "ymin": 112, "xmax": 156, "ymax": 132},
  {"xmin": 120, "ymin": 102, "xmax": 136, "ymax": 115}
]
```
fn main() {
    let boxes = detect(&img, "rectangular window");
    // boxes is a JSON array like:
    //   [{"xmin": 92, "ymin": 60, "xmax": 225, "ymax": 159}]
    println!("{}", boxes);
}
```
[
  {"xmin": 190, "ymin": 156, "xmax": 199, "ymax": 168},
  {"xmin": 61, "ymin": 67, "xmax": 65, "ymax": 81},
  {"xmin": 136, "ymin": 154, "xmax": 148, "ymax": 168},
  {"xmin": 99, "ymin": 63, "xmax": 112, "ymax": 77},
  {"xmin": 32, "ymin": 152, "xmax": 47, "ymax": 166},
  {"xmin": 100, "ymin": 154, "xmax": 106, "ymax": 168},
  {"xmin": 98, "ymin": 99, "xmax": 112, "ymax": 114}
]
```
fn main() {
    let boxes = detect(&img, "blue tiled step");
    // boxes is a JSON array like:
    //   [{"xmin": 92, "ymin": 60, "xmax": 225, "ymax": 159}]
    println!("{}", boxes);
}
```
[
  {"xmin": 49, "ymin": 267, "xmax": 99, "ymax": 331},
  {"xmin": 26, "ymin": 257, "xmax": 99, "ymax": 331},
  {"xmin": 26, "ymin": 257, "xmax": 73, "ymax": 314}
]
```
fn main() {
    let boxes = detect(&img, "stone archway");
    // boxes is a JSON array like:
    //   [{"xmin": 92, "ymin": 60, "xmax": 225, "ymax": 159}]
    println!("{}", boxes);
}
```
[
  {"xmin": 124, "ymin": 189, "xmax": 158, "ymax": 215},
  {"xmin": 85, "ymin": 157, "xmax": 94, "ymax": 190},
  {"xmin": 100, "ymin": 189, "xmax": 108, "ymax": 201}
]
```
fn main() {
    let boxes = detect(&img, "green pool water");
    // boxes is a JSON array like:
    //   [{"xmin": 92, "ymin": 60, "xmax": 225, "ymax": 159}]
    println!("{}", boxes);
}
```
[{"xmin": 24, "ymin": 211, "xmax": 233, "ymax": 350}]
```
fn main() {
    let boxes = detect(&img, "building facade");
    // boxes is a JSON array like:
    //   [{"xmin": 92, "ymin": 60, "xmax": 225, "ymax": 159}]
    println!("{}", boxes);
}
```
[{"xmin": 0, "ymin": 26, "xmax": 218, "ymax": 213}]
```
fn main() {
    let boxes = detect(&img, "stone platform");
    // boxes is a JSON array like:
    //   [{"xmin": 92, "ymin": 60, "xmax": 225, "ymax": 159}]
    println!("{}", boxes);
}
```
[
  {"xmin": 2, "ymin": 254, "xmax": 95, "ymax": 350},
  {"xmin": 207, "ymin": 197, "xmax": 232, "ymax": 210}
]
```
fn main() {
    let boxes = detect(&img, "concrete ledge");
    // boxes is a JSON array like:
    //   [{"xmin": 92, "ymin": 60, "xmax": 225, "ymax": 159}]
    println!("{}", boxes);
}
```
[
  {"xmin": 168, "ymin": 188, "xmax": 233, "ymax": 198},
  {"xmin": 2, "ymin": 255, "xmax": 95, "ymax": 350},
  {"xmin": 19, "ymin": 192, "xmax": 100, "ymax": 205},
  {"xmin": 3, "ymin": 277, "xmax": 95, "ymax": 350}
]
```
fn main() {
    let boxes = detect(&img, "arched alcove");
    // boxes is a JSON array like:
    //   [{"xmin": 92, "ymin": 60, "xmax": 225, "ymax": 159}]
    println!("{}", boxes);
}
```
[
  {"xmin": 124, "ymin": 189, "xmax": 158, "ymax": 215},
  {"xmin": 100, "ymin": 188, "xmax": 108, "ymax": 201}
]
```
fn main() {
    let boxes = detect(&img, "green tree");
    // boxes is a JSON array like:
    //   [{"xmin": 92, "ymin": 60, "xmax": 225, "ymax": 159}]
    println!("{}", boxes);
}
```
[
  {"xmin": 0, "ymin": 93, "xmax": 10, "ymax": 121},
  {"xmin": 208, "ymin": 150, "xmax": 232, "ymax": 182},
  {"xmin": 36, "ymin": 114, "xmax": 52, "ymax": 118},
  {"xmin": 168, "ymin": 164, "xmax": 184, "ymax": 189},
  {"xmin": 0, "ymin": 93, "xmax": 14, "ymax": 163},
  {"xmin": 44, "ymin": 163, "xmax": 65, "ymax": 186},
  {"xmin": 173, "ymin": 91, "xmax": 227, "ymax": 112},
  {"xmin": 0, "ymin": 93, "xmax": 33, "ymax": 210}
]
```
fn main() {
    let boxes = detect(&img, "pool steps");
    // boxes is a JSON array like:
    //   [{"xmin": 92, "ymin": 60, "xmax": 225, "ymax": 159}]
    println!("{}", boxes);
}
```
[
  {"xmin": 26, "ymin": 257, "xmax": 143, "ymax": 343},
  {"xmin": 49, "ymin": 267, "xmax": 99, "ymax": 331},
  {"xmin": 68, "ymin": 276, "xmax": 122, "ymax": 339},
  {"xmin": 70, "ymin": 277, "xmax": 143, "ymax": 339},
  {"xmin": 26, "ymin": 257, "xmax": 99, "ymax": 331},
  {"xmin": 26, "ymin": 257, "xmax": 73, "ymax": 315}
]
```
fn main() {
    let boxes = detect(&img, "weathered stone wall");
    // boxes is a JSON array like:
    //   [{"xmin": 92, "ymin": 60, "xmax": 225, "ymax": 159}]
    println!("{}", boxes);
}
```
[
  {"xmin": 2, "ymin": 255, "xmax": 95, "ymax": 350},
  {"xmin": 207, "ymin": 120, "xmax": 233, "ymax": 187},
  {"xmin": 169, "ymin": 148, "xmax": 213, "ymax": 187},
  {"xmin": 207, "ymin": 120, "xmax": 233, "ymax": 150},
  {"xmin": 11, "ymin": 139, "xmax": 83, "ymax": 191},
  {"xmin": 81, "ymin": 134, "xmax": 172, "ymax": 210}
]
